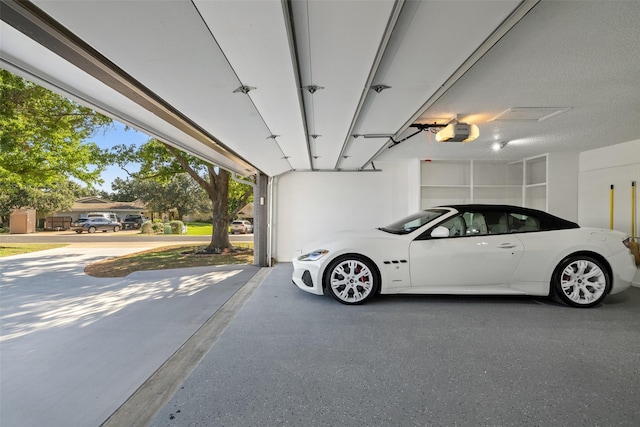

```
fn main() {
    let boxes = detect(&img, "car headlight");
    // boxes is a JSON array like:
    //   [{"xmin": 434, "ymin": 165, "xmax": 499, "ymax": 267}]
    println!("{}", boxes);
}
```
[{"xmin": 297, "ymin": 249, "xmax": 329, "ymax": 261}]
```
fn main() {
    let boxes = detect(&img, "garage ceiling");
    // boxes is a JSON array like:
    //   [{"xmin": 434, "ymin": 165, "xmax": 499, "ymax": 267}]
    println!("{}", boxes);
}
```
[{"xmin": 1, "ymin": 0, "xmax": 639, "ymax": 177}]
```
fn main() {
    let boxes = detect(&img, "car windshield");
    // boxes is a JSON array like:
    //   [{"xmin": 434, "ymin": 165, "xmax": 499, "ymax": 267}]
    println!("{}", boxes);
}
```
[{"xmin": 378, "ymin": 209, "xmax": 448, "ymax": 235}]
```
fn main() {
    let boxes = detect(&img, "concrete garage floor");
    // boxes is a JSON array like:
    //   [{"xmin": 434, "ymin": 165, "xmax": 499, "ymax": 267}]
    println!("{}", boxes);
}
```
[{"xmin": 153, "ymin": 264, "xmax": 640, "ymax": 426}]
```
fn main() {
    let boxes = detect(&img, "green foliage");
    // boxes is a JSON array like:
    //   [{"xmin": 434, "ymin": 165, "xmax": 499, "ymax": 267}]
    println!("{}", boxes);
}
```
[
  {"xmin": 109, "ymin": 171, "xmax": 210, "ymax": 220},
  {"xmin": 0, "ymin": 179, "xmax": 93, "ymax": 224},
  {"xmin": 228, "ymin": 176, "xmax": 254, "ymax": 215},
  {"xmin": 0, "ymin": 70, "xmax": 111, "ymax": 224},
  {"xmin": 110, "ymin": 139, "xmax": 254, "ymax": 251},
  {"xmin": 141, "ymin": 220, "xmax": 165, "ymax": 234},
  {"xmin": 105, "ymin": 177, "xmax": 143, "ymax": 202},
  {"xmin": 0, "ymin": 70, "xmax": 112, "ymax": 188},
  {"xmin": 184, "ymin": 222, "xmax": 213, "ymax": 235},
  {"xmin": 169, "ymin": 220, "xmax": 185, "ymax": 234},
  {"xmin": 140, "ymin": 220, "xmax": 153, "ymax": 234},
  {"xmin": 111, "ymin": 140, "xmax": 252, "ymax": 219}
]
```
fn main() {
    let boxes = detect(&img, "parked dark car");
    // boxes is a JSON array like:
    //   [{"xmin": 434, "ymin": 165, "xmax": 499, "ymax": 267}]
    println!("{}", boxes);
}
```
[
  {"xmin": 71, "ymin": 217, "xmax": 121, "ymax": 233},
  {"xmin": 121, "ymin": 214, "xmax": 147, "ymax": 229}
]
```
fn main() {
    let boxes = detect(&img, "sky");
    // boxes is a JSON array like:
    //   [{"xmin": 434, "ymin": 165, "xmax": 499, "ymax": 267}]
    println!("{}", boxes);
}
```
[{"xmin": 88, "ymin": 121, "xmax": 149, "ymax": 193}]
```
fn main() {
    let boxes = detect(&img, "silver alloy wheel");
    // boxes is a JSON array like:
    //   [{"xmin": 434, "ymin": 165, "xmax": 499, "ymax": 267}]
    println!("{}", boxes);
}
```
[
  {"xmin": 559, "ymin": 259, "xmax": 607, "ymax": 305},
  {"xmin": 329, "ymin": 259, "xmax": 374, "ymax": 304},
  {"xmin": 88, "ymin": 226, "xmax": 96, "ymax": 234}
]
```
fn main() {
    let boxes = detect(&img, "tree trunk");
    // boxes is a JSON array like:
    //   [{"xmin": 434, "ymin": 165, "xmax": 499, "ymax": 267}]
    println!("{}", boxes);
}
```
[
  {"xmin": 209, "ymin": 216, "xmax": 231, "ymax": 252},
  {"xmin": 205, "ymin": 169, "xmax": 232, "ymax": 252},
  {"xmin": 163, "ymin": 144, "xmax": 251, "ymax": 253}
]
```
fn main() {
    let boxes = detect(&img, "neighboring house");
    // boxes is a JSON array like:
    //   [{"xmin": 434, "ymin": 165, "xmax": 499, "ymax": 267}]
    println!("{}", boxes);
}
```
[
  {"xmin": 182, "ymin": 202, "xmax": 254, "ymax": 223},
  {"xmin": 54, "ymin": 197, "xmax": 148, "ymax": 222},
  {"xmin": 237, "ymin": 202, "xmax": 254, "ymax": 221}
]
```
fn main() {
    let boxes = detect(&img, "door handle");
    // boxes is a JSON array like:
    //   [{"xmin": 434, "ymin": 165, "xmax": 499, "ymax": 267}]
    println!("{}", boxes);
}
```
[{"xmin": 498, "ymin": 243, "xmax": 516, "ymax": 249}]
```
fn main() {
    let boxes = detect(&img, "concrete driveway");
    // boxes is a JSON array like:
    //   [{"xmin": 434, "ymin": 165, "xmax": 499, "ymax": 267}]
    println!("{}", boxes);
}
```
[{"xmin": 0, "ymin": 244, "xmax": 260, "ymax": 427}]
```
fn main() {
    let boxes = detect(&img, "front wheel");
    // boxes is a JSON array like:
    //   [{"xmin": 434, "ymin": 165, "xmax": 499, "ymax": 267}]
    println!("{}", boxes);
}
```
[
  {"xmin": 88, "ymin": 227, "xmax": 96, "ymax": 234},
  {"xmin": 75, "ymin": 230, "xmax": 82, "ymax": 234},
  {"xmin": 324, "ymin": 255, "xmax": 379, "ymax": 305},
  {"xmin": 113, "ymin": 226, "xmax": 120, "ymax": 232},
  {"xmin": 552, "ymin": 255, "xmax": 610, "ymax": 308}
]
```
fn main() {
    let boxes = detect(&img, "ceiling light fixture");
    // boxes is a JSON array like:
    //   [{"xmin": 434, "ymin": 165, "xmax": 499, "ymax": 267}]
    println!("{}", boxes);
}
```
[{"xmin": 492, "ymin": 141, "xmax": 509, "ymax": 151}]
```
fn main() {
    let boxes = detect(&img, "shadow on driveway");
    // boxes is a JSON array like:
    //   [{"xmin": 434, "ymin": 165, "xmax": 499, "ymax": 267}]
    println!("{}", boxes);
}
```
[{"xmin": 0, "ymin": 246, "xmax": 259, "ymax": 427}]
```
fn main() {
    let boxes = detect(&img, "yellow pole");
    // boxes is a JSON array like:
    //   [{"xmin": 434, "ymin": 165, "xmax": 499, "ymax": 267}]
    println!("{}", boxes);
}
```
[
  {"xmin": 629, "ymin": 181, "xmax": 640, "ymax": 266},
  {"xmin": 632, "ymin": 181, "xmax": 636, "ymax": 239},
  {"xmin": 610, "ymin": 185, "xmax": 614, "ymax": 230}
]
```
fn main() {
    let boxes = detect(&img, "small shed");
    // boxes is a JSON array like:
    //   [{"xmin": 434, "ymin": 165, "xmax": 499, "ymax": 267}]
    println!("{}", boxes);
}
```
[{"xmin": 10, "ymin": 209, "xmax": 37, "ymax": 234}]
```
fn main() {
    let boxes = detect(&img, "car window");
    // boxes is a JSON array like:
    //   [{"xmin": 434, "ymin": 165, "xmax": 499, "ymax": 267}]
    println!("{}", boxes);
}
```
[
  {"xmin": 379, "ymin": 209, "xmax": 448, "ymax": 235},
  {"xmin": 481, "ymin": 211, "xmax": 541, "ymax": 234},
  {"xmin": 463, "ymin": 212, "xmax": 488, "ymax": 235},
  {"xmin": 506, "ymin": 212, "xmax": 540, "ymax": 233},
  {"xmin": 438, "ymin": 214, "xmax": 469, "ymax": 237},
  {"xmin": 424, "ymin": 211, "xmax": 495, "ymax": 238}
]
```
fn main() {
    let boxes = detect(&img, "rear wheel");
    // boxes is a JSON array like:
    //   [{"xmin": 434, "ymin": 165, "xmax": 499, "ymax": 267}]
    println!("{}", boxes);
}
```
[
  {"xmin": 88, "ymin": 227, "xmax": 96, "ymax": 234},
  {"xmin": 75, "ymin": 230, "xmax": 82, "ymax": 234},
  {"xmin": 324, "ymin": 255, "xmax": 378, "ymax": 305},
  {"xmin": 552, "ymin": 255, "xmax": 610, "ymax": 308},
  {"xmin": 113, "ymin": 226, "xmax": 120, "ymax": 232}
]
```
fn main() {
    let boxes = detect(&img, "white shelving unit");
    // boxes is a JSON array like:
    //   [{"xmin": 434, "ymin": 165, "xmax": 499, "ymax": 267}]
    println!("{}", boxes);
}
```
[
  {"xmin": 419, "ymin": 155, "xmax": 548, "ymax": 210},
  {"xmin": 523, "ymin": 154, "xmax": 548, "ymax": 211},
  {"xmin": 419, "ymin": 160, "xmax": 471, "ymax": 207}
]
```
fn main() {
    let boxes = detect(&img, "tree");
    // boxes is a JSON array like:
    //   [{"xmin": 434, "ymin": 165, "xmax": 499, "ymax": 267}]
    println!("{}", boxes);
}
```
[
  {"xmin": 108, "ymin": 174, "xmax": 210, "ymax": 220},
  {"xmin": 104, "ymin": 177, "xmax": 142, "ymax": 202},
  {"xmin": 0, "ymin": 69, "xmax": 112, "ymax": 223},
  {"xmin": 0, "ymin": 179, "xmax": 92, "ymax": 226},
  {"xmin": 0, "ymin": 70, "xmax": 112, "ymax": 187},
  {"xmin": 113, "ymin": 140, "xmax": 253, "ymax": 252}
]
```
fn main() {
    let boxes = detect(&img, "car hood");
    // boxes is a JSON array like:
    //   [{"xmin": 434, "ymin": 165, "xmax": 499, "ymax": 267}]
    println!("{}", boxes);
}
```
[{"xmin": 296, "ymin": 228, "xmax": 395, "ymax": 255}]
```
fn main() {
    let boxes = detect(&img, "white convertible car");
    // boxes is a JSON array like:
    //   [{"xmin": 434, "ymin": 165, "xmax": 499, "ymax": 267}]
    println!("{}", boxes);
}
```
[{"xmin": 292, "ymin": 205, "xmax": 637, "ymax": 307}]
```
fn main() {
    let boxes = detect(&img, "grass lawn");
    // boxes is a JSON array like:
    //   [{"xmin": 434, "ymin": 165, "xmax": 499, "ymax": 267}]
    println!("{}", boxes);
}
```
[
  {"xmin": 0, "ymin": 243, "xmax": 67, "ymax": 257},
  {"xmin": 184, "ymin": 222, "xmax": 214, "ymax": 236},
  {"xmin": 84, "ymin": 243, "xmax": 254, "ymax": 277}
]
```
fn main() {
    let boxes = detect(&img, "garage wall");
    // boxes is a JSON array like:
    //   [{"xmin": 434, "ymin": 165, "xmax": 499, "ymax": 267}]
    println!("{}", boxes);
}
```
[
  {"xmin": 548, "ymin": 152, "xmax": 579, "ymax": 222},
  {"xmin": 273, "ymin": 161, "xmax": 412, "ymax": 261},
  {"xmin": 578, "ymin": 139, "xmax": 640, "ymax": 231},
  {"xmin": 578, "ymin": 139, "xmax": 640, "ymax": 286},
  {"xmin": 272, "ymin": 141, "xmax": 639, "ymax": 264}
]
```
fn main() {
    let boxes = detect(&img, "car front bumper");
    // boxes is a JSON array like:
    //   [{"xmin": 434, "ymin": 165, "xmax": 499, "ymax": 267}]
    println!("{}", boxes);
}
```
[{"xmin": 291, "ymin": 258, "xmax": 324, "ymax": 295}]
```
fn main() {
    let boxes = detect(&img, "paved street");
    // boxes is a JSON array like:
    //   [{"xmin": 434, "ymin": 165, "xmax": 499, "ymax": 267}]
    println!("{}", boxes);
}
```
[{"xmin": 0, "ymin": 229, "xmax": 253, "ymax": 244}]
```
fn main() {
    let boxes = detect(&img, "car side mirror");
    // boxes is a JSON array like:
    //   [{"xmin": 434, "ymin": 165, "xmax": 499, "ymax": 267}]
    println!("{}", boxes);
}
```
[{"xmin": 430, "ymin": 226, "xmax": 450, "ymax": 238}]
